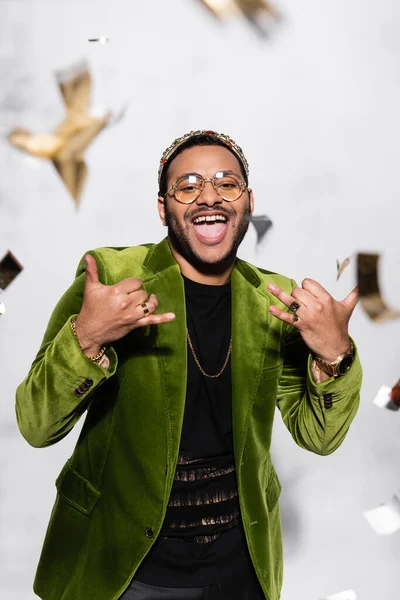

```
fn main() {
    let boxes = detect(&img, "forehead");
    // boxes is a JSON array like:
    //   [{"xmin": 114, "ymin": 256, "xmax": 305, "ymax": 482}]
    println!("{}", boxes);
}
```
[{"xmin": 167, "ymin": 145, "xmax": 242, "ymax": 182}]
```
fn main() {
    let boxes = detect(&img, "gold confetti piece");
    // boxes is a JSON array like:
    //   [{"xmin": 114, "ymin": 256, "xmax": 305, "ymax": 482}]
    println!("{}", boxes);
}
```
[
  {"xmin": 199, "ymin": 0, "xmax": 238, "ymax": 18},
  {"xmin": 199, "ymin": 0, "xmax": 280, "ymax": 34},
  {"xmin": 0, "ymin": 251, "xmax": 23, "ymax": 291},
  {"xmin": 7, "ymin": 61, "xmax": 120, "ymax": 207},
  {"xmin": 236, "ymin": 0, "xmax": 279, "ymax": 19},
  {"xmin": 8, "ymin": 129, "xmax": 64, "ymax": 159},
  {"xmin": 357, "ymin": 253, "xmax": 400, "ymax": 322},
  {"xmin": 336, "ymin": 254, "xmax": 353, "ymax": 280}
]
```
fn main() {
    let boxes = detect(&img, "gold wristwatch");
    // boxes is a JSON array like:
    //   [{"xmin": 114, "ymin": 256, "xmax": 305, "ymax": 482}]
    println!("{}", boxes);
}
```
[{"xmin": 314, "ymin": 344, "xmax": 355, "ymax": 378}]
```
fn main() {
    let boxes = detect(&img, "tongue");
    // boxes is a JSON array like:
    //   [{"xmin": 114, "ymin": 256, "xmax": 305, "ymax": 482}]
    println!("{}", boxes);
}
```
[{"xmin": 194, "ymin": 222, "xmax": 227, "ymax": 239}]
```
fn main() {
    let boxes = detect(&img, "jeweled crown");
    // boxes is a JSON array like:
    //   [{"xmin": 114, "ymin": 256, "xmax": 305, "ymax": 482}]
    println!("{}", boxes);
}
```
[{"xmin": 158, "ymin": 129, "xmax": 249, "ymax": 186}]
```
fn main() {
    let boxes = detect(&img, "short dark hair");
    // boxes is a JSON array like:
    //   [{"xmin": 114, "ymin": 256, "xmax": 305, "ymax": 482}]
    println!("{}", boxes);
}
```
[{"xmin": 158, "ymin": 133, "xmax": 249, "ymax": 197}]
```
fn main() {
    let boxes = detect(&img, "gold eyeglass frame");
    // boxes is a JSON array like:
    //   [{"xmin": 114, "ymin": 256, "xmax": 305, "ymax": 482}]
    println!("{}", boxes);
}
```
[{"xmin": 164, "ymin": 171, "xmax": 248, "ymax": 205}]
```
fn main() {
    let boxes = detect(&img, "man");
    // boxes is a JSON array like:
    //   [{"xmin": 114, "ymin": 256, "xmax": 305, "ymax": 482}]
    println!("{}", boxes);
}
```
[{"xmin": 16, "ymin": 130, "xmax": 362, "ymax": 600}]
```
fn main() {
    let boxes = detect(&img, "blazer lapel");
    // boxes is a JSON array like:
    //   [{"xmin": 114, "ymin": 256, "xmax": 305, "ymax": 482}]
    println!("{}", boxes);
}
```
[
  {"xmin": 231, "ymin": 260, "xmax": 270, "ymax": 463},
  {"xmin": 141, "ymin": 239, "xmax": 187, "ymax": 465}
]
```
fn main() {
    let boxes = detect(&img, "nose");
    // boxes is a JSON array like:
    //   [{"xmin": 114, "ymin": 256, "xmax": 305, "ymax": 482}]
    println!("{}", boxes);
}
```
[{"xmin": 196, "ymin": 180, "xmax": 222, "ymax": 207}]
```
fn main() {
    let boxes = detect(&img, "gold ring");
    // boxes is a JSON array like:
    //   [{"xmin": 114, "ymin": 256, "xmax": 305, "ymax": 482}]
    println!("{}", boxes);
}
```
[{"xmin": 139, "ymin": 301, "xmax": 150, "ymax": 317}]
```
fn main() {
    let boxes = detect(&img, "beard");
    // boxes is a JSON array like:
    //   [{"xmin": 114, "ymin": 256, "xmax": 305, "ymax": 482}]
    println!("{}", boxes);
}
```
[{"xmin": 164, "ymin": 199, "xmax": 251, "ymax": 275}]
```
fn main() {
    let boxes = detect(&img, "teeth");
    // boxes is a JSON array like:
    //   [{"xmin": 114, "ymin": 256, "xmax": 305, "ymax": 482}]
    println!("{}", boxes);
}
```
[{"xmin": 193, "ymin": 215, "xmax": 227, "ymax": 224}]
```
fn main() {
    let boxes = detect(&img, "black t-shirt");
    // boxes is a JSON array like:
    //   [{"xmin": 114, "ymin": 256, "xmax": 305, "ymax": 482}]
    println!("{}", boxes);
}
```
[{"xmin": 134, "ymin": 275, "xmax": 252, "ymax": 587}]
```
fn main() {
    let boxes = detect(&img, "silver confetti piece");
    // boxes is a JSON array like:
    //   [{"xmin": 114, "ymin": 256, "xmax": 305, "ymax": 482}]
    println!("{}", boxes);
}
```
[
  {"xmin": 373, "ymin": 385, "xmax": 399, "ymax": 411},
  {"xmin": 247, "ymin": 214, "xmax": 273, "ymax": 245},
  {"xmin": 322, "ymin": 591, "xmax": 357, "ymax": 600},
  {"xmin": 88, "ymin": 37, "xmax": 110, "ymax": 44},
  {"xmin": 364, "ymin": 490, "xmax": 400, "ymax": 535}
]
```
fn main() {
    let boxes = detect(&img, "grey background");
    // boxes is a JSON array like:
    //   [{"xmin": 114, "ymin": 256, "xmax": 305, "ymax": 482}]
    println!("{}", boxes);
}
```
[{"xmin": 1, "ymin": 0, "xmax": 400, "ymax": 598}]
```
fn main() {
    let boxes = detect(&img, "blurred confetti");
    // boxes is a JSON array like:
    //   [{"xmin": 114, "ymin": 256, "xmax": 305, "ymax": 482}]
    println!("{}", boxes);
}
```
[
  {"xmin": 199, "ymin": 0, "xmax": 237, "ymax": 18},
  {"xmin": 0, "ymin": 300, "xmax": 6, "ymax": 316},
  {"xmin": 107, "ymin": 104, "xmax": 128, "ymax": 127},
  {"xmin": 7, "ymin": 60, "xmax": 122, "ymax": 206},
  {"xmin": 373, "ymin": 384, "xmax": 399, "ymax": 411},
  {"xmin": 237, "ymin": 0, "xmax": 280, "ymax": 36},
  {"xmin": 0, "ymin": 251, "xmax": 23, "ymax": 290},
  {"xmin": 247, "ymin": 214, "xmax": 273, "ymax": 245},
  {"xmin": 390, "ymin": 379, "xmax": 400, "ymax": 407},
  {"xmin": 357, "ymin": 253, "xmax": 400, "ymax": 322},
  {"xmin": 198, "ymin": 0, "xmax": 280, "ymax": 36},
  {"xmin": 322, "ymin": 591, "xmax": 357, "ymax": 600},
  {"xmin": 88, "ymin": 36, "xmax": 110, "ymax": 44},
  {"xmin": 336, "ymin": 254, "xmax": 353, "ymax": 281},
  {"xmin": 364, "ymin": 490, "xmax": 400, "ymax": 535}
]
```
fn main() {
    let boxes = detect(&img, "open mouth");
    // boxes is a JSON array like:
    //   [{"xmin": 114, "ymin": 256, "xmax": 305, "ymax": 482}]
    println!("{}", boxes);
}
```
[{"xmin": 192, "ymin": 213, "xmax": 229, "ymax": 242}]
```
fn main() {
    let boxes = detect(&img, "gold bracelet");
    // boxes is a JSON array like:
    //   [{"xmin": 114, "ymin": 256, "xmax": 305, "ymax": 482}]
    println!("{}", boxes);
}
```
[{"xmin": 70, "ymin": 317, "xmax": 107, "ymax": 363}]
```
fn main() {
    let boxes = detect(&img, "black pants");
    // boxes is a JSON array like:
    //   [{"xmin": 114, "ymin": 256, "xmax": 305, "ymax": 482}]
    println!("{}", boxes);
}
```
[{"xmin": 119, "ymin": 564, "xmax": 265, "ymax": 599}]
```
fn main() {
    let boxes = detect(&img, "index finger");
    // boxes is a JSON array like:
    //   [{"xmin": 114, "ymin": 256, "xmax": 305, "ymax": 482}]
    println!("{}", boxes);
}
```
[{"xmin": 112, "ymin": 277, "xmax": 143, "ymax": 294}]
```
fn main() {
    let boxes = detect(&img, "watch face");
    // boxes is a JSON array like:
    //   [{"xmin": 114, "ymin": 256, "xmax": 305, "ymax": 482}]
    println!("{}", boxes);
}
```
[{"xmin": 338, "ymin": 354, "xmax": 354, "ymax": 376}]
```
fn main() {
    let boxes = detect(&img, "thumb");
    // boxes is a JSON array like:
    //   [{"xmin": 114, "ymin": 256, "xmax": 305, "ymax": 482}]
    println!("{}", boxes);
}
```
[
  {"xmin": 84, "ymin": 254, "xmax": 100, "ymax": 287},
  {"xmin": 342, "ymin": 285, "xmax": 359, "ymax": 315}
]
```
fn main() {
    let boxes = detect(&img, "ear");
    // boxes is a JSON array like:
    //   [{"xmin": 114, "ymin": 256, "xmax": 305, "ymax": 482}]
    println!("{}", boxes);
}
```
[
  {"xmin": 248, "ymin": 188, "xmax": 255, "ymax": 215},
  {"xmin": 158, "ymin": 196, "xmax": 167, "ymax": 226}
]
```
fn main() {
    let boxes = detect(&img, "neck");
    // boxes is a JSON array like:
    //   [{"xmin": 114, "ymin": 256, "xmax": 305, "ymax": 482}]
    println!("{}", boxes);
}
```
[{"xmin": 168, "ymin": 240, "xmax": 235, "ymax": 285}]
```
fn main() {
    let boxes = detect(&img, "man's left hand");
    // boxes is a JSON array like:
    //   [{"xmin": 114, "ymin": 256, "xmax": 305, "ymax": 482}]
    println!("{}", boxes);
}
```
[{"xmin": 267, "ymin": 279, "xmax": 358, "ymax": 362}]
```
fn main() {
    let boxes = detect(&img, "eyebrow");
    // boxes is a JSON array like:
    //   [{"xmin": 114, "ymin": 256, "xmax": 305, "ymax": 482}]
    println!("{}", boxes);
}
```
[{"xmin": 176, "ymin": 169, "xmax": 239, "ymax": 179}]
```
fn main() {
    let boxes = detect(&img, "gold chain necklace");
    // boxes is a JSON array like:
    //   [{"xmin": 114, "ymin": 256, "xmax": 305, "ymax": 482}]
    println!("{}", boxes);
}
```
[{"xmin": 186, "ymin": 328, "xmax": 232, "ymax": 379}]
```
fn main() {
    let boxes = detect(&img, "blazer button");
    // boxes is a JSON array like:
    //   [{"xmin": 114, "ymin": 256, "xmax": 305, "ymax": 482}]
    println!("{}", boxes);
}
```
[
  {"xmin": 85, "ymin": 378, "xmax": 93, "ymax": 387},
  {"xmin": 74, "ymin": 389, "xmax": 83, "ymax": 397},
  {"xmin": 323, "ymin": 393, "xmax": 333, "ymax": 409},
  {"xmin": 145, "ymin": 528, "xmax": 154, "ymax": 539}
]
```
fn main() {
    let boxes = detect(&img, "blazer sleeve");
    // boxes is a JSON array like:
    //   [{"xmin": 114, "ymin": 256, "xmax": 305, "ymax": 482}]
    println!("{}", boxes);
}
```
[
  {"xmin": 276, "ymin": 281, "xmax": 362, "ymax": 456},
  {"xmin": 15, "ymin": 252, "xmax": 118, "ymax": 449}
]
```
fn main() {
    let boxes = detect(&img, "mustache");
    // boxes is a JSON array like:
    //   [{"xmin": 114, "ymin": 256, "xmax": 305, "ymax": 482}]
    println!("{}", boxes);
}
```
[{"xmin": 184, "ymin": 206, "xmax": 236, "ymax": 222}]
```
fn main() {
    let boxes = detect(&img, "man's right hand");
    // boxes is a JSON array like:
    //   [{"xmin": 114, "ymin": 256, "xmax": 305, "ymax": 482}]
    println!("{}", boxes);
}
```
[{"xmin": 74, "ymin": 254, "xmax": 176, "ymax": 357}]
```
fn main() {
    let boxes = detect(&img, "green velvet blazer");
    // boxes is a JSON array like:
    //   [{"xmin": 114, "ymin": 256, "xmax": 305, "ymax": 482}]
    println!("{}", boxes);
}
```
[{"xmin": 16, "ymin": 238, "xmax": 362, "ymax": 600}]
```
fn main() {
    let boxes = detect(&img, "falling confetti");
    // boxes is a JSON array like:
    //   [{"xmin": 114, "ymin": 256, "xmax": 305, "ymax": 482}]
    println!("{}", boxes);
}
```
[
  {"xmin": 322, "ymin": 591, "xmax": 357, "ymax": 600},
  {"xmin": 364, "ymin": 490, "xmax": 400, "ymax": 535},
  {"xmin": 88, "ymin": 36, "xmax": 110, "ymax": 44},
  {"xmin": 7, "ymin": 60, "xmax": 122, "ymax": 206},
  {"xmin": 390, "ymin": 379, "xmax": 400, "ymax": 407},
  {"xmin": 0, "ymin": 251, "xmax": 23, "ymax": 290},
  {"xmin": 336, "ymin": 254, "xmax": 353, "ymax": 280},
  {"xmin": 357, "ymin": 253, "xmax": 400, "ymax": 322},
  {"xmin": 0, "ymin": 301, "xmax": 6, "ymax": 316},
  {"xmin": 373, "ymin": 385, "xmax": 399, "ymax": 412},
  {"xmin": 247, "ymin": 214, "xmax": 273, "ymax": 245},
  {"xmin": 198, "ymin": 0, "xmax": 280, "ymax": 36},
  {"xmin": 237, "ymin": 0, "xmax": 280, "ymax": 23},
  {"xmin": 199, "ymin": 0, "xmax": 237, "ymax": 18}
]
